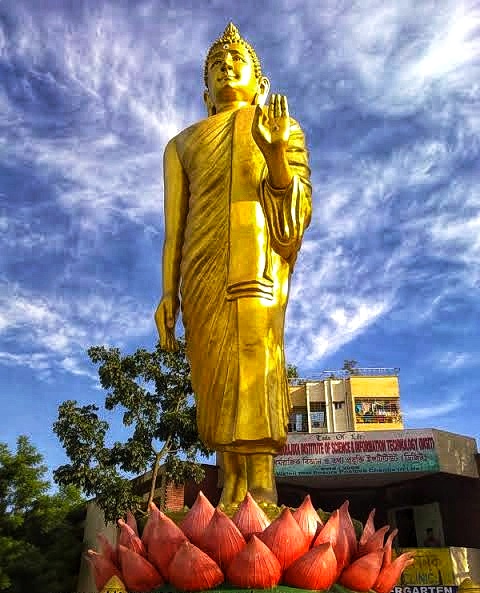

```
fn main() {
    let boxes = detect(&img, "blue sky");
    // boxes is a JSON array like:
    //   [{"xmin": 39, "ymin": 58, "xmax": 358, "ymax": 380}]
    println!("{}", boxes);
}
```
[{"xmin": 1, "ymin": 0, "xmax": 479, "ymax": 480}]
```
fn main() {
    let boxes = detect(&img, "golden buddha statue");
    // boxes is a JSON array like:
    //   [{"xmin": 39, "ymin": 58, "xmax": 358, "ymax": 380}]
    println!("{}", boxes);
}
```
[{"xmin": 155, "ymin": 23, "xmax": 312, "ymax": 506}]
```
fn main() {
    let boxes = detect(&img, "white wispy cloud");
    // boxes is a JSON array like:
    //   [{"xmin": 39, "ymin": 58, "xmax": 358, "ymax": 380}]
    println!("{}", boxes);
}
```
[
  {"xmin": 1, "ymin": 0, "xmax": 479, "ymax": 386},
  {"xmin": 403, "ymin": 395, "xmax": 464, "ymax": 420},
  {"xmin": 437, "ymin": 352, "xmax": 475, "ymax": 370},
  {"xmin": 0, "ymin": 280, "xmax": 152, "ymax": 378},
  {"xmin": 0, "ymin": 3, "xmax": 209, "ymax": 228}
]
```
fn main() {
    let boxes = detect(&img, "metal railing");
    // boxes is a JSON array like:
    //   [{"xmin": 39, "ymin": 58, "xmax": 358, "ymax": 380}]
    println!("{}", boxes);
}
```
[{"xmin": 289, "ymin": 367, "xmax": 400, "ymax": 385}]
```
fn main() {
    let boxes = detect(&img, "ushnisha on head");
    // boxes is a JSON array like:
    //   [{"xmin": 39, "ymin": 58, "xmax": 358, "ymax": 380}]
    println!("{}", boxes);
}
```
[{"xmin": 203, "ymin": 23, "xmax": 270, "ymax": 115}]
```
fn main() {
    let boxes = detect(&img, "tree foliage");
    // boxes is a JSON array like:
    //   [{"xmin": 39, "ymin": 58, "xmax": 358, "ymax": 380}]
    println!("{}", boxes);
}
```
[
  {"xmin": 287, "ymin": 363, "xmax": 299, "ymax": 378},
  {"xmin": 342, "ymin": 359, "xmax": 359, "ymax": 375},
  {"xmin": 0, "ymin": 436, "xmax": 84, "ymax": 593},
  {"xmin": 53, "ymin": 339, "xmax": 212, "ymax": 522}
]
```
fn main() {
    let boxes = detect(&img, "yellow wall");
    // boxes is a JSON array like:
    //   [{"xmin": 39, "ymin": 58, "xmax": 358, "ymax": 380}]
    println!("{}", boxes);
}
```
[
  {"xmin": 290, "ymin": 384, "xmax": 306, "ymax": 407},
  {"xmin": 350, "ymin": 376, "xmax": 403, "ymax": 431},
  {"xmin": 349, "ymin": 376, "xmax": 399, "ymax": 397}
]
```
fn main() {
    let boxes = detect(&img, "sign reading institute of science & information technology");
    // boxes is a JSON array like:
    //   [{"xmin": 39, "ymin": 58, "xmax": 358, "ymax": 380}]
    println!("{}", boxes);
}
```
[{"xmin": 275, "ymin": 429, "xmax": 440, "ymax": 477}]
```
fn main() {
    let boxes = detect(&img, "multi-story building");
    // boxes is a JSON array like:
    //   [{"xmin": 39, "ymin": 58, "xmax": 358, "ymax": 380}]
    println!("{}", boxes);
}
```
[{"xmin": 288, "ymin": 368, "xmax": 402, "ymax": 434}]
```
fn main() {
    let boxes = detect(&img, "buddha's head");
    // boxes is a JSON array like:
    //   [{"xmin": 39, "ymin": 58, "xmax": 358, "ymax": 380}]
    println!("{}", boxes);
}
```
[{"xmin": 203, "ymin": 23, "xmax": 270, "ymax": 115}]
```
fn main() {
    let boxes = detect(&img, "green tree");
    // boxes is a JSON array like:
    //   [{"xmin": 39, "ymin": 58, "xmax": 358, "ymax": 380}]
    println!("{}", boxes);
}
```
[
  {"xmin": 342, "ymin": 359, "xmax": 359, "ymax": 375},
  {"xmin": 53, "ymin": 339, "xmax": 212, "ymax": 522},
  {"xmin": 0, "ymin": 436, "xmax": 84, "ymax": 593},
  {"xmin": 287, "ymin": 363, "xmax": 299, "ymax": 378}
]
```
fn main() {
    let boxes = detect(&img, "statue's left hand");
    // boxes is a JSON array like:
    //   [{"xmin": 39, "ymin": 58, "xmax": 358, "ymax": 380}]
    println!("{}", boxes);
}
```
[
  {"xmin": 252, "ymin": 94, "xmax": 290, "ymax": 156},
  {"xmin": 154, "ymin": 296, "xmax": 179, "ymax": 352}
]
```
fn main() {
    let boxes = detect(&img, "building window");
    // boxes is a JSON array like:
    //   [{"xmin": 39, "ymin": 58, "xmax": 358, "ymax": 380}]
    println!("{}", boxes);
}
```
[
  {"xmin": 354, "ymin": 399, "xmax": 401, "ymax": 424},
  {"xmin": 288, "ymin": 407, "xmax": 308, "ymax": 432},
  {"xmin": 309, "ymin": 401, "xmax": 326, "ymax": 429},
  {"xmin": 334, "ymin": 402, "xmax": 344, "ymax": 410}
]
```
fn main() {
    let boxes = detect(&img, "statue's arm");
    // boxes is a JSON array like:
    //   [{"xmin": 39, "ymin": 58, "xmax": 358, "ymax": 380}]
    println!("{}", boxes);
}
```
[
  {"xmin": 261, "ymin": 121, "xmax": 312, "ymax": 264},
  {"xmin": 154, "ymin": 138, "xmax": 189, "ymax": 351}
]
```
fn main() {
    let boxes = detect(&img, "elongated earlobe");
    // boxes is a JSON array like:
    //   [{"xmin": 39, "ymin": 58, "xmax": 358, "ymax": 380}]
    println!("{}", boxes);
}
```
[
  {"xmin": 254, "ymin": 76, "xmax": 270, "ymax": 107},
  {"xmin": 204, "ymin": 90, "xmax": 216, "ymax": 116}
]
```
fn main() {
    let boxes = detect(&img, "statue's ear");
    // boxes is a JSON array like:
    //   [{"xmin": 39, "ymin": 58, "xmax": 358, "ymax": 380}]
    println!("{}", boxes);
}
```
[
  {"xmin": 254, "ymin": 76, "xmax": 270, "ymax": 107},
  {"xmin": 204, "ymin": 90, "xmax": 216, "ymax": 116}
]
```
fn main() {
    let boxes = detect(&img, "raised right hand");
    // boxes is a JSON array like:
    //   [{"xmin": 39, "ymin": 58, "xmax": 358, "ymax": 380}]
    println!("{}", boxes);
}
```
[{"xmin": 154, "ymin": 295, "xmax": 179, "ymax": 352}]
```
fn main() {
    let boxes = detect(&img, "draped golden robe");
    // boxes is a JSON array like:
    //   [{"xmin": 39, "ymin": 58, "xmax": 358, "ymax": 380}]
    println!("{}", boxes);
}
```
[{"xmin": 168, "ymin": 106, "xmax": 311, "ymax": 455}]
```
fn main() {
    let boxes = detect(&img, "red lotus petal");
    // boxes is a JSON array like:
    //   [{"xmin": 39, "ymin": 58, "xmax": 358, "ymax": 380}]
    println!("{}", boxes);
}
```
[
  {"xmin": 96, "ymin": 532, "xmax": 118, "ymax": 568},
  {"xmin": 226, "ymin": 535, "xmax": 281, "ymax": 589},
  {"xmin": 359, "ymin": 508, "xmax": 376, "ymax": 548},
  {"xmin": 118, "ymin": 518, "xmax": 146, "ymax": 557},
  {"xmin": 339, "ymin": 500, "xmax": 358, "ymax": 561},
  {"xmin": 118, "ymin": 545, "xmax": 163, "ymax": 592},
  {"xmin": 382, "ymin": 528, "xmax": 399, "ymax": 568},
  {"xmin": 314, "ymin": 509, "xmax": 350, "ymax": 573},
  {"xmin": 258, "ymin": 507, "xmax": 309, "ymax": 571},
  {"xmin": 179, "ymin": 491, "xmax": 215, "ymax": 546},
  {"xmin": 374, "ymin": 552, "xmax": 415, "ymax": 593},
  {"xmin": 339, "ymin": 549, "xmax": 384, "ymax": 592},
  {"xmin": 233, "ymin": 492, "xmax": 270, "ymax": 538},
  {"xmin": 85, "ymin": 549, "xmax": 122, "ymax": 592},
  {"xmin": 146, "ymin": 509, "xmax": 187, "ymax": 578},
  {"xmin": 141, "ymin": 501, "xmax": 161, "ymax": 547},
  {"xmin": 168, "ymin": 541, "xmax": 224, "ymax": 592},
  {"xmin": 284, "ymin": 542, "xmax": 338, "ymax": 591},
  {"xmin": 359, "ymin": 525, "xmax": 390, "ymax": 556},
  {"xmin": 292, "ymin": 495, "xmax": 323, "ymax": 546},
  {"xmin": 126, "ymin": 511, "xmax": 139, "ymax": 536},
  {"xmin": 198, "ymin": 508, "xmax": 246, "ymax": 571}
]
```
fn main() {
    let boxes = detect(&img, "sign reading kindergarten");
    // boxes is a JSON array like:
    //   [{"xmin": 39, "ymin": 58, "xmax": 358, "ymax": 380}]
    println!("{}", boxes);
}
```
[{"xmin": 275, "ymin": 429, "xmax": 440, "ymax": 476}]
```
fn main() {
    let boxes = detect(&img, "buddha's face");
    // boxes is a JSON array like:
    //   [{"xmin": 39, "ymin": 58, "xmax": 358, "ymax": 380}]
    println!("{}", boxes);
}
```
[{"xmin": 206, "ymin": 42, "xmax": 259, "ymax": 109}]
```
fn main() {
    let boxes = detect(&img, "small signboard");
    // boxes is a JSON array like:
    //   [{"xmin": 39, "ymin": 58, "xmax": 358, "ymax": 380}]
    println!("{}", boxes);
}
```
[{"xmin": 398, "ymin": 548, "xmax": 455, "ymax": 587}]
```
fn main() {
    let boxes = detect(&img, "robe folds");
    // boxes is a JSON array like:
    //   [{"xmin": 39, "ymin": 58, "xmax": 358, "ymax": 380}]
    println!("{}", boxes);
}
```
[{"xmin": 169, "ymin": 106, "xmax": 312, "ymax": 455}]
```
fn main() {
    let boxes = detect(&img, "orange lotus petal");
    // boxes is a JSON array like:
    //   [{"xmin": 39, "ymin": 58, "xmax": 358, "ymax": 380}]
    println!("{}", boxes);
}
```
[
  {"xmin": 314, "ymin": 509, "xmax": 349, "ymax": 574},
  {"xmin": 226, "ymin": 534, "xmax": 281, "ymax": 589},
  {"xmin": 339, "ymin": 549, "xmax": 384, "ymax": 592},
  {"xmin": 85, "ymin": 549, "xmax": 122, "ymax": 592},
  {"xmin": 258, "ymin": 507, "xmax": 310, "ymax": 572},
  {"xmin": 179, "ymin": 491, "xmax": 215, "ymax": 546},
  {"xmin": 199, "ymin": 508, "xmax": 246, "ymax": 571},
  {"xmin": 284, "ymin": 542, "xmax": 338, "ymax": 591},
  {"xmin": 96, "ymin": 532, "xmax": 118, "ymax": 568},
  {"xmin": 168, "ymin": 541, "xmax": 224, "ymax": 592},
  {"xmin": 374, "ymin": 552, "xmax": 415, "ymax": 593},
  {"xmin": 339, "ymin": 500, "xmax": 358, "ymax": 561},
  {"xmin": 359, "ymin": 509, "xmax": 376, "ymax": 549},
  {"xmin": 118, "ymin": 518, "xmax": 146, "ymax": 557},
  {"xmin": 358, "ymin": 525, "xmax": 390, "ymax": 556},
  {"xmin": 292, "ymin": 495, "xmax": 323, "ymax": 546},
  {"xmin": 117, "ymin": 545, "xmax": 163, "ymax": 592},
  {"xmin": 382, "ymin": 528, "xmax": 399, "ymax": 568},
  {"xmin": 146, "ymin": 509, "xmax": 187, "ymax": 578},
  {"xmin": 233, "ymin": 492, "xmax": 270, "ymax": 539}
]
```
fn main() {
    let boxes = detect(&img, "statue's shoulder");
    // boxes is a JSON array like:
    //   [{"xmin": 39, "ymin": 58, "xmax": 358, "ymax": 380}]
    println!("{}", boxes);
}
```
[
  {"xmin": 166, "ymin": 119, "xmax": 205, "ymax": 147},
  {"xmin": 171, "ymin": 114, "xmax": 227, "ymax": 149}
]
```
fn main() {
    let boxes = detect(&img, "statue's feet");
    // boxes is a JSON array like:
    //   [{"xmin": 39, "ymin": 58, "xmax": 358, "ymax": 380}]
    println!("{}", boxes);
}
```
[
  {"xmin": 219, "ymin": 477, "xmax": 247, "ymax": 506},
  {"xmin": 246, "ymin": 453, "xmax": 278, "ymax": 505},
  {"xmin": 218, "ymin": 452, "xmax": 247, "ymax": 506},
  {"xmin": 249, "ymin": 487, "xmax": 277, "ymax": 506}
]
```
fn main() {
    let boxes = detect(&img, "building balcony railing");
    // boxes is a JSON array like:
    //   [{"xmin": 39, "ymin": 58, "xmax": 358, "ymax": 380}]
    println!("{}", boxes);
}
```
[
  {"xmin": 289, "ymin": 368, "xmax": 400, "ymax": 385},
  {"xmin": 355, "ymin": 413, "xmax": 402, "ymax": 424}
]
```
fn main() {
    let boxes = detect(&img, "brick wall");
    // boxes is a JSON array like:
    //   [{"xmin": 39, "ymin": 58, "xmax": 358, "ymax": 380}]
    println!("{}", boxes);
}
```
[{"xmin": 165, "ymin": 481, "xmax": 185, "ymax": 511}]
